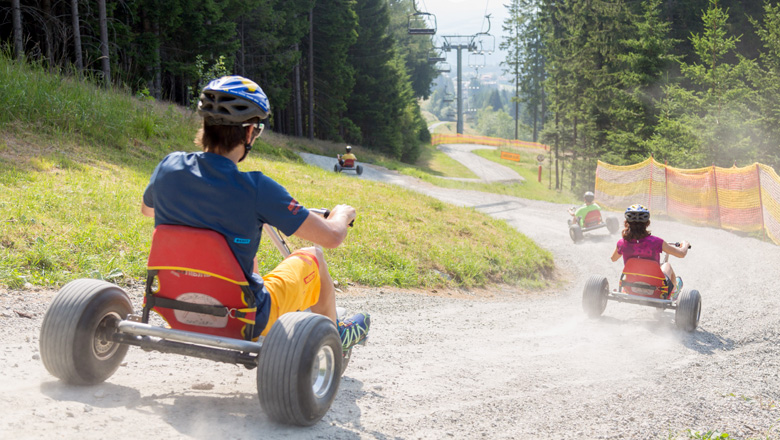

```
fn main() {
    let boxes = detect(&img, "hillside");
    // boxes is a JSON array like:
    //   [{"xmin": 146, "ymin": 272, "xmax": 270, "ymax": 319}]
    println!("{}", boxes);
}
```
[{"xmin": 0, "ymin": 55, "xmax": 554, "ymax": 291}]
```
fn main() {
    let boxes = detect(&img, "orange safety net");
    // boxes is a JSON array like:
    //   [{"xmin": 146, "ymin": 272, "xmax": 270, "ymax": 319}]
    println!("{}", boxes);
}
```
[
  {"xmin": 595, "ymin": 157, "xmax": 780, "ymax": 245},
  {"xmin": 431, "ymin": 133, "xmax": 549, "ymax": 151}
]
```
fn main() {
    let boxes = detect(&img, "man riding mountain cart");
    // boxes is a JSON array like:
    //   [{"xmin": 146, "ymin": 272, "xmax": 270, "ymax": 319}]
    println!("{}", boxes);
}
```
[
  {"xmin": 567, "ymin": 191, "xmax": 619, "ymax": 242},
  {"xmin": 38, "ymin": 75, "xmax": 370, "ymax": 427},
  {"xmin": 335, "ymin": 145, "xmax": 363, "ymax": 175}
]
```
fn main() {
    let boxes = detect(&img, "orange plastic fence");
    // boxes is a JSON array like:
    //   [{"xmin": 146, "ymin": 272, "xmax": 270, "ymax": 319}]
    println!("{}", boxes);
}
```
[
  {"xmin": 500, "ymin": 151, "xmax": 521, "ymax": 162},
  {"xmin": 595, "ymin": 157, "xmax": 780, "ymax": 245},
  {"xmin": 431, "ymin": 133, "xmax": 549, "ymax": 151}
]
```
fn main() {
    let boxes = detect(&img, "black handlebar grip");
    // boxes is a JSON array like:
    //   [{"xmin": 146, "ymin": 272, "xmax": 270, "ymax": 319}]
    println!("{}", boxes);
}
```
[{"xmin": 312, "ymin": 208, "xmax": 354, "ymax": 227}]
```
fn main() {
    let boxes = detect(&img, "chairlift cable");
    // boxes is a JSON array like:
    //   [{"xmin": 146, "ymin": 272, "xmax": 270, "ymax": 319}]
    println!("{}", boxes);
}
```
[{"xmin": 480, "ymin": 0, "xmax": 490, "ymax": 33}]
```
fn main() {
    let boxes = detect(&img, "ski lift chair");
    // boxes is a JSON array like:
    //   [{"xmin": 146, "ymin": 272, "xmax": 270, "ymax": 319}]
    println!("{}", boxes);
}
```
[{"xmin": 408, "ymin": 6, "xmax": 437, "ymax": 35}]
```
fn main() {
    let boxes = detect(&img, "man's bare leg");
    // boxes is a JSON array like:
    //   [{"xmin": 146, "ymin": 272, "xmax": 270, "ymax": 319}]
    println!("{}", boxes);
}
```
[{"xmin": 306, "ymin": 246, "xmax": 337, "ymax": 324}]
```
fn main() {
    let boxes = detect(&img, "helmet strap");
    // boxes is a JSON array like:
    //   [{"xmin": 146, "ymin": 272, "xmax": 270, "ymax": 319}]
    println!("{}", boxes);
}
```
[{"xmin": 238, "ymin": 142, "xmax": 252, "ymax": 162}]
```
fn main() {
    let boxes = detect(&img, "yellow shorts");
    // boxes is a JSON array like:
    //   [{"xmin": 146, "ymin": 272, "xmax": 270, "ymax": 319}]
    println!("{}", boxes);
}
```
[{"xmin": 260, "ymin": 250, "xmax": 321, "ymax": 336}]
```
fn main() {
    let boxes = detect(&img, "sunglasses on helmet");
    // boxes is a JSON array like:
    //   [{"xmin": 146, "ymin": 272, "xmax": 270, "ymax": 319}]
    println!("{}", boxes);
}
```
[{"xmin": 242, "ymin": 121, "xmax": 264, "ymax": 137}]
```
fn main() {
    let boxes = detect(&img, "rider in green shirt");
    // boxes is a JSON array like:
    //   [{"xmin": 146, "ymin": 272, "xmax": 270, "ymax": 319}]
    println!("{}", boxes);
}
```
[{"xmin": 569, "ymin": 191, "xmax": 601, "ymax": 227}]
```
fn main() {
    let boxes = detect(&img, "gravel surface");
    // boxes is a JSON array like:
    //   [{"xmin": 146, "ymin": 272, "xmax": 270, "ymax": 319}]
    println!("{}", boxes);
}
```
[{"xmin": 1, "ymin": 146, "xmax": 778, "ymax": 439}]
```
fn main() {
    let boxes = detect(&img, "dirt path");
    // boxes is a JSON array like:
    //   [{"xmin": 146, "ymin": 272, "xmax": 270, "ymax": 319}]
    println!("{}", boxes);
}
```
[
  {"xmin": 435, "ymin": 143, "xmax": 525, "ymax": 183},
  {"xmin": 1, "ymin": 147, "xmax": 778, "ymax": 439}
]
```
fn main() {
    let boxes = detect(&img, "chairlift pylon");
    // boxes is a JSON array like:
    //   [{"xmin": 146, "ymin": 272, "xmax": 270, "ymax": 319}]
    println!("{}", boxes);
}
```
[{"xmin": 408, "ymin": 2, "xmax": 437, "ymax": 35}]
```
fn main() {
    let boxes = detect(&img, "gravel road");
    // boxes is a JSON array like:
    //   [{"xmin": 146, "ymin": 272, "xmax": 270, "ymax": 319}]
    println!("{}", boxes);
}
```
[{"xmin": 1, "ymin": 146, "xmax": 778, "ymax": 439}]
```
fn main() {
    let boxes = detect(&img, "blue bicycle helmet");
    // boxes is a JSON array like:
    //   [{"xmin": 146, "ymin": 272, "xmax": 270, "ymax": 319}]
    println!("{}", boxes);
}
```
[
  {"xmin": 197, "ymin": 76, "xmax": 270, "ymax": 125},
  {"xmin": 625, "ymin": 204, "xmax": 650, "ymax": 223}
]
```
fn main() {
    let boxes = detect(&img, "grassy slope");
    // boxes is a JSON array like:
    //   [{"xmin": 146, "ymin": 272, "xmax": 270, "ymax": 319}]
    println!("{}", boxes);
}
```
[{"xmin": 0, "ymin": 56, "xmax": 554, "ymax": 291}]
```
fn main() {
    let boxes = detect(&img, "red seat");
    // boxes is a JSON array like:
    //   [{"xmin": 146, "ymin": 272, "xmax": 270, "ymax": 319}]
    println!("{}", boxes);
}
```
[
  {"xmin": 620, "ymin": 258, "xmax": 669, "ymax": 298},
  {"xmin": 143, "ymin": 225, "xmax": 257, "ymax": 340},
  {"xmin": 583, "ymin": 209, "xmax": 603, "ymax": 228},
  {"xmin": 343, "ymin": 159, "xmax": 355, "ymax": 168}
]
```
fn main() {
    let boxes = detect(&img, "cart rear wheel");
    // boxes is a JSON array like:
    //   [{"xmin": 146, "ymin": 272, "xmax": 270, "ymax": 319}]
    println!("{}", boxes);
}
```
[
  {"xmin": 258, "ymin": 312, "xmax": 342, "ymax": 426},
  {"xmin": 39, "ymin": 279, "xmax": 132, "ymax": 385},
  {"xmin": 569, "ymin": 224, "xmax": 583, "ymax": 243},
  {"xmin": 356, "ymin": 165, "xmax": 363, "ymax": 175},
  {"xmin": 582, "ymin": 276, "xmax": 609, "ymax": 318},
  {"xmin": 334, "ymin": 164, "xmax": 341, "ymax": 173},
  {"xmin": 606, "ymin": 216, "xmax": 619, "ymax": 234},
  {"xmin": 675, "ymin": 288, "xmax": 701, "ymax": 332}
]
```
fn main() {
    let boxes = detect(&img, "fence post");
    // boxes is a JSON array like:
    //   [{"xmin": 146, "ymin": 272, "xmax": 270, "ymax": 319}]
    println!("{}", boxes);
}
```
[
  {"xmin": 712, "ymin": 165, "xmax": 722, "ymax": 228},
  {"xmin": 664, "ymin": 161, "xmax": 669, "ymax": 217},
  {"xmin": 756, "ymin": 163, "xmax": 766, "ymax": 238},
  {"xmin": 648, "ymin": 157, "xmax": 653, "ymax": 210}
]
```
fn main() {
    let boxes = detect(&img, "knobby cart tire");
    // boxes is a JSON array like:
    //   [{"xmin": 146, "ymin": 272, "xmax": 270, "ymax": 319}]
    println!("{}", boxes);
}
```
[
  {"xmin": 582, "ymin": 276, "xmax": 609, "ymax": 318},
  {"xmin": 356, "ymin": 165, "xmax": 363, "ymax": 175},
  {"xmin": 569, "ymin": 224, "xmax": 583, "ymax": 243},
  {"xmin": 606, "ymin": 216, "xmax": 619, "ymax": 234},
  {"xmin": 39, "ymin": 279, "xmax": 133, "ymax": 385},
  {"xmin": 675, "ymin": 288, "xmax": 702, "ymax": 332},
  {"xmin": 258, "ymin": 312, "xmax": 342, "ymax": 426},
  {"xmin": 334, "ymin": 164, "xmax": 341, "ymax": 173}
]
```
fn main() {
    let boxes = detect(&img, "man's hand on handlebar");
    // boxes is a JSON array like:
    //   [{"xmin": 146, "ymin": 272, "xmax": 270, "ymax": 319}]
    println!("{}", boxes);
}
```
[
  {"xmin": 311, "ymin": 205, "xmax": 356, "ymax": 227},
  {"xmin": 330, "ymin": 204, "xmax": 356, "ymax": 226}
]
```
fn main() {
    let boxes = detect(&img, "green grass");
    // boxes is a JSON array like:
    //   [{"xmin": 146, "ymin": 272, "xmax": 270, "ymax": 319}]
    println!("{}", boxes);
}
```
[{"xmin": 0, "ymin": 54, "xmax": 554, "ymax": 290}]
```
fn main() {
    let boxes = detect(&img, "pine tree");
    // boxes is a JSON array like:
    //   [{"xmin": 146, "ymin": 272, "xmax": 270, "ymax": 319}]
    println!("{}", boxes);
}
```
[
  {"xmin": 604, "ymin": 0, "xmax": 680, "ymax": 165},
  {"xmin": 502, "ymin": 0, "xmax": 545, "ymax": 141},
  {"xmin": 651, "ymin": 0, "xmax": 756, "ymax": 167},
  {"xmin": 388, "ymin": 0, "xmax": 438, "ymax": 99},
  {"xmin": 749, "ymin": 2, "xmax": 780, "ymax": 169},
  {"xmin": 311, "ymin": 0, "xmax": 359, "ymax": 141},
  {"xmin": 345, "ymin": 0, "xmax": 427, "ymax": 160}
]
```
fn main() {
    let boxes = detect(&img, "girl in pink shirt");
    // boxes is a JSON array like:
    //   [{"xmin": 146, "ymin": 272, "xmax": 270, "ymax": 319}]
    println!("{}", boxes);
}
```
[{"xmin": 610, "ymin": 204, "xmax": 689, "ymax": 295}]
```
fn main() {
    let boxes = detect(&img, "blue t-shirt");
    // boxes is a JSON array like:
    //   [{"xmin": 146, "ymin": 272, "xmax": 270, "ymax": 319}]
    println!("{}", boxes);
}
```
[{"xmin": 143, "ymin": 151, "xmax": 309, "ymax": 330}]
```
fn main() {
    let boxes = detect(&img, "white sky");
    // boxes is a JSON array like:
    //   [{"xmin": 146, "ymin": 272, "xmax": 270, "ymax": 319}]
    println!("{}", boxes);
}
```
[{"xmin": 417, "ymin": 0, "xmax": 510, "ymax": 70}]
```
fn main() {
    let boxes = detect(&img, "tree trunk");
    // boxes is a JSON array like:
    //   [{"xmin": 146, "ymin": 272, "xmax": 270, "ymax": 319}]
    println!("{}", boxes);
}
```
[
  {"xmin": 294, "ymin": 44, "xmax": 303, "ymax": 137},
  {"xmin": 71, "ymin": 0, "xmax": 84, "ymax": 74},
  {"xmin": 154, "ymin": 20, "xmax": 162, "ymax": 99},
  {"xmin": 41, "ymin": 0, "xmax": 54, "ymax": 69},
  {"xmin": 239, "ymin": 17, "xmax": 246, "ymax": 76},
  {"xmin": 308, "ymin": 9, "xmax": 315, "ymax": 140},
  {"xmin": 98, "ymin": 0, "xmax": 111, "ymax": 86},
  {"xmin": 12, "ymin": 0, "xmax": 23, "ymax": 61}
]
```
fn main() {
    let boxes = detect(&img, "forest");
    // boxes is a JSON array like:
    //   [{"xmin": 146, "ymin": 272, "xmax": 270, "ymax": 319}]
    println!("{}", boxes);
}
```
[
  {"xmin": 4, "ymin": 0, "xmax": 780, "ymax": 193},
  {"xmin": 0, "ymin": 0, "xmax": 435, "ymax": 162},
  {"xmin": 502, "ymin": 0, "xmax": 780, "ymax": 191}
]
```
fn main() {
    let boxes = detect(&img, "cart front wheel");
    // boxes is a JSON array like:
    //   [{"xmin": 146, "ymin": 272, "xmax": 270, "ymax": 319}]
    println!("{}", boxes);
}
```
[
  {"xmin": 569, "ymin": 224, "xmax": 583, "ymax": 242},
  {"xmin": 606, "ymin": 216, "xmax": 619, "ymax": 234},
  {"xmin": 582, "ymin": 276, "xmax": 609, "ymax": 318}
]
